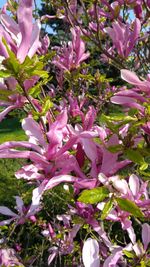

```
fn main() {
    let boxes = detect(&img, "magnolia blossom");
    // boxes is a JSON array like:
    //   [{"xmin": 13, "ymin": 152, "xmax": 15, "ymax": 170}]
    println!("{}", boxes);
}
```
[
  {"xmin": 98, "ymin": 173, "xmax": 149, "ymax": 239},
  {"xmin": 111, "ymin": 69, "xmax": 150, "ymax": 133},
  {"xmin": 0, "ymin": 0, "xmax": 42, "ymax": 63},
  {"xmin": 121, "ymin": 69, "xmax": 150, "ymax": 92},
  {"xmin": 0, "ymin": 76, "xmax": 26, "ymax": 122},
  {"xmin": 53, "ymin": 26, "xmax": 90, "ymax": 71},
  {"xmin": 0, "ymin": 105, "xmax": 131, "ymax": 196},
  {"xmin": 82, "ymin": 238, "xmax": 124, "ymax": 267},
  {"xmin": 120, "ymin": 70, "xmax": 150, "ymax": 136},
  {"xmin": 105, "ymin": 19, "xmax": 141, "ymax": 57},
  {"xmin": 42, "ymin": 216, "xmax": 81, "ymax": 265},
  {"xmin": 0, "ymin": 187, "xmax": 42, "ymax": 225},
  {"xmin": 126, "ymin": 223, "xmax": 150, "ymax": 260},
  {"xmin": 0, "ymin": 248, "xmax": 24, "ymax": 267}
]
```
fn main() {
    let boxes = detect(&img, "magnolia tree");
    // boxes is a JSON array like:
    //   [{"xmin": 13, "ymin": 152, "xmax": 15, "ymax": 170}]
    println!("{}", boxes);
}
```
[{"xmin": 0, "ymin": 0, "xmax": 149, "ymax": 266}]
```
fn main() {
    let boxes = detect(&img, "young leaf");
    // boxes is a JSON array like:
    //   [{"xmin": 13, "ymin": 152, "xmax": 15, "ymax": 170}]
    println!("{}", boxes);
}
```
[
  {"xmin": 116, "ymin": 198, "xmax": 144, "ymax": 218},
  {"xmin": 78, "ymin": 187, "xmax": 109, "ymax": 204},
  {"xmin": 100, "ymin": 198, "xmax": 113, "ymax": 220},
  {"xmin": 125, "ymin": 149, "xmax": 148, "ymax": 170},
  {"xmin": 41, "ymin": 98, "xmax": 53, "ymax": 115},
  {"xmin": 108, "ymin": 144, "xmax": 123, "ymax": 153},
  {"xmin": 2, "ymin": 38, "xmax": 20, "ymax": 74},
  {"xmin": 140, "ymin": 261, "xmax": 146, "ymax": 267},
  {"xmin": 123, "ymin": 250, "xmax": 135, "ymax": 259},
  {"xmin": 125, "ymin": 149, "xmax": 143, "ymax": 164},
  {"xmin": 0, "ymin": 70, "xmax": 11, "ymax": 78}
]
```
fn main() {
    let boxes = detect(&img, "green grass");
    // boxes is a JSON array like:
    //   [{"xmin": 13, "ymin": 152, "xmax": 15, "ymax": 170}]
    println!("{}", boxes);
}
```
[
  {"xmin": 0, "ymin": 116, "xmax": 26, "ymax": 143},
  {"xmin": 0, "ymin": 158, "xmax": 29, "ymax": 207},
  {"xmin": 0, "ymin": 117, "xmax": 27, "ymax": 206}
]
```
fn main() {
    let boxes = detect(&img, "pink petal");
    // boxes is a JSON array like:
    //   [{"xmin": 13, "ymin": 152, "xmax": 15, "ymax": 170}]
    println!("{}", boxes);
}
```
[
  {"xmin": 15, "ymin": 164, "xmax": 44, "ymax": 180},
  {"xmin": 28, "ymin": 21, "xmax": 41, "ymax": 58},
  {"xmin": 44, "ymin": 175, "xmax": 76, "ymax": 191},
  {"xmin": 127, "ymin": 226, "xmax": 136, "ymax": 244},
  {"xmin": 82, "ymin": 238, "xmax": 100, "ymax": 267},
  {"xmin": 142, "ymin": 223, "xmax": 150, "ymax": 251},
  {"xmin": 27, "ymin": 186, "xmax": 44, "ymax": 216},
  {"xmin": 126, "ymin": 18, "xmax": 141, "ymax": 55},
  {"xmin": 17, "ymin": 0, "xmax": 33, "ymax": 63},
  {"xmin": 0, "ymin": 106, "xmax": 16, "ymax": 122},
  {"xmin": 0, "ymin": 14, "xmax": 20, "ymax": 36},
  {"xmin": 129, "ymin": 174, "xmax": 140, "ymax": 197},
  {"xmin": 0, "ymin": 40, "xmax": 9, "ymax": 58},
  {"xmin": 111, "ymin": 95, "xmax": 136, "ymax": 105},
  {"xmin": 0, "ymin": 149, "xmax": 31, "ymax": 159},
  {"xmin": 0, "ymin": 206, "xmax": 17, "ymax": 217},
  {"xmin": 48, "ymin": 247, "xmax": 58, "ymax": 265},
  {"xmin": 41, "ymin": 15, "xmax": 56, "ymax": 21},
  {"xmin": 121, "ymin": 69, "xmax": 148, "ymax": 90},
  {"xmin": 14, "ymin": 196, "xmax": 24, "ymax": 214},
  {"xmin": 0, "ymin": 218, "xmax": 15, "ymax": 226},
  {"xmin": 0, "ymin": 141, "xmax": 42, "ymax": 154},
  {"xmin": 81, "ymin": 139, "xmax": 98, "ymax": 162},
  {"xmin": 22, "ymin": 117, "xmax": 47, "ymax": 148},
  {"xmin": 47, "ymin": 109, "xmax": 68, "ymax": 145},
  {"xmin": 112, "ymin": 178, "xmax": 129, "ymax": 195},
  {"xmin": 133, "ymin": 243, "xmax": 143, "ymax": 257},
  {"xmin": 103, "ymin": 249, "xmax": 122, "ymax": 267},
  {"xmin": 69, "ymin": 224, "xmax": 81, "ymax": 239}
]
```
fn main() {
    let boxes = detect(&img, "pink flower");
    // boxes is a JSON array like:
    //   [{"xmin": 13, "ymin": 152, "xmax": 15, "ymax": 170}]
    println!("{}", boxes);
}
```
[
  {"xmin": 0, "ymin": 187, "xmax": 42, "ymax": 225},
  {"xmin": 127, "ymin": 223, "xmax": 150, "ymax": 258},
  {"xmin": 0, "ymin": 91, "xmax": 25, "ymax": 122},
  {"xmin": 43, "ymin": 218, "xmax": 81, "ymax": 265},
  {"xmin": 0, "ymin": 0, "xmax": 41, "ymax": 62},
  {"xmin": 99, "ymin": 173, "xmax": 149, "ymax": 218},
  {"xmin": 0, "ymin": 75, "xmax": 39, "ymax": 122},
  {"xmin": 121, "ymin": 69, "xmax": 150, "ymax": 93},
  {"xmin": 103, "ymin": 248, "xmax": 123, "ymax": 267},
  {"xmin": 53, "ymin": 26, "xmax": 89, "ymax": 71},
  {"xmin": 0, "ymin": 248, "xmax": 24, "ymax": 267},
  {"xmin": 105, "ymin": 19, "xmax": 141, "ymax": 57},
  {"xmin": 111, "ymin": 88, "xmax": 146, "ymax": 113}
]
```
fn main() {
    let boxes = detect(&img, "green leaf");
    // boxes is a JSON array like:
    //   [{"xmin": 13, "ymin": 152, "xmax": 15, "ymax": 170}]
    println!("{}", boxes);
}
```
[
  {"xmin": 108, "ymin": 144, "xmax": 123, "ymax": 153},
  {"xmin": 116, "ymin": 198, "xmax": 144, "ymax": 218},
  {"xmin": 2, "ymin": 38, "xmax": 20, "ymax": 74},
  {"xmin": 128, "ymin": 108, "xmax": 138, "ymax": 116},
  {"xmin": 0, "ymin": 89, "xmax": 14, "ymax": 101},
  {"xmin": 140, "ymin": 261, "xmax": 146, "ymax": 267},
  {"xmin": 28, "ymin": 84, "xmax": 41, "ymax": 97},
  {"xmin": 41, "ymin": 98, "xmax": 53, "ymax": 115},
  {"xmin": 139, "ymin": 162, "xmax": 149, "ymax": 171},
  {"xmin": 125, "ymin": 149, "xmax": 148, "ymax": 170},
  {"xmin": 101, "ymin": 113, "xmax": 136, "ymax": 123},
  {"xmin": 101, "ymin": 198, "xmax": 113, "ymax": 220},
  {"xmin": 123, "ymin": 250, "xmax": 135, "ymax": 258},
  {"xmin": 108, "ymin": 113, "xmax": 136, "ymax": 122},
  {"xmin": 78, "ymin": 186, "xmax": 109, "ymax": 204},
  {"xmin": 125, "ymin": 149, "xmax": 144, "ymax": 164},
  {"xmin": 99, "ymin": 114, "xmax": 119, "ymax": 133},
  {"xmin": 31, "ymin": 70, "xmax": 49, "ymax": 79},
  {"xmin": 0, "ymin": 70, "xmax": 11, "ymax": 78}
]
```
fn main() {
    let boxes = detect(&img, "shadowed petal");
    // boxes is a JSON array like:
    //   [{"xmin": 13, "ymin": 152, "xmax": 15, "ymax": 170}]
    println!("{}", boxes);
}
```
[{"xmin": 142, "ymin": 223, "xmax": 150, "ymax": 251}]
